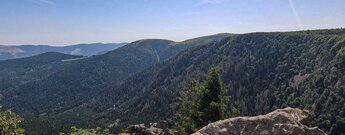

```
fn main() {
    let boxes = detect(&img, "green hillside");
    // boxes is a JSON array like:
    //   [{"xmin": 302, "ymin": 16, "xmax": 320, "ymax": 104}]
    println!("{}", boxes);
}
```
[
  {"xmin": 91, "ymin": 29, "xmax": 345, "ymax": 134},
  {"xmin": 0, "ymin": 34, "xmax": 230, "ymax": 135},
  {"xmin": 1, "ymin": 29, "xmax": 345, "ymax": 134}
]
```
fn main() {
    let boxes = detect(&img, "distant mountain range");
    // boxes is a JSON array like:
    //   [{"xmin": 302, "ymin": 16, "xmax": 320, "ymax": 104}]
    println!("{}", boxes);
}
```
[{"xmin": 0, "ymin": 43, "xmax": 126, "ymax": 60}]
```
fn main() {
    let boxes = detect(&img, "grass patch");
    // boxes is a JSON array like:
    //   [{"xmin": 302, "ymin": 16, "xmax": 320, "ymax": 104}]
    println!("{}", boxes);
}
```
[{"xmin": 61, "ymin": 57, "xmax": 87, "ymax": 62}]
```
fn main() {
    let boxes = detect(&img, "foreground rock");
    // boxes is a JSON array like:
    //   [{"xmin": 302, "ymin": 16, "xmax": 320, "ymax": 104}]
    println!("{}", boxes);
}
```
[{"xmin": 193, "ymin": 107, "xmax": 326, "ymax": 135}]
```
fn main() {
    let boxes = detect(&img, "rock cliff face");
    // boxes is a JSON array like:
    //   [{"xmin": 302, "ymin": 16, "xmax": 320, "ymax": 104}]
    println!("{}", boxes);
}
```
[{"xmin": 193, "ymin": 108, "xmax": 326, "ymax": 135}]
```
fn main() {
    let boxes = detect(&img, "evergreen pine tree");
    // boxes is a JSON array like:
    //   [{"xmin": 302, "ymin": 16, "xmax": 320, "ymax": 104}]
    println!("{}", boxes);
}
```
[{"xmin": 176, "ymin": 67, "xmax": 239, "ymax": 134}]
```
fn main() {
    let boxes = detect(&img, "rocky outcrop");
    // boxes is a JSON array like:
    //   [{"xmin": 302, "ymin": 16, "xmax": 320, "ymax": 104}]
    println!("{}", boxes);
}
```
[
  {"xmin": 125, "ymin": 120, "xmax": 177, "ymax": 135},
  {"xmin": 193, "ymin": 107, "xmax": 326, "ymax": 135}
]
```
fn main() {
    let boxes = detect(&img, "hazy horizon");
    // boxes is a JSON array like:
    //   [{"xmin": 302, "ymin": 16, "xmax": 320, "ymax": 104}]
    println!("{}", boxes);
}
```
[
  {"xmin": 1, "ymin": 28, "xmax": 344, "ymax": 47},
  {"xmin": 1, "ymin": 0, "xmax": 345, "ymax": 46}
]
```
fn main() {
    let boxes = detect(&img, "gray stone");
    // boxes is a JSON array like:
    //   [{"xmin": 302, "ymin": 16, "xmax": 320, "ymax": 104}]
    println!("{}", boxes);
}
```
[
  {"xmin": 192, "ymin": 107, "xmax": 327, "ymax": 135},
  {"xmin": 156, "ymin": 120, "xmax": 169, "ymax": 129},
  {"xmin": 126, "ymin": 120, "xmax": 176, "ymax": 135}
]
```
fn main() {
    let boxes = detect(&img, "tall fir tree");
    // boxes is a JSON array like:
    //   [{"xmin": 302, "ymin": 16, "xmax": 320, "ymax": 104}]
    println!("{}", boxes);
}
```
[
  {"xmin": 199, "ymin": 67, "xmax": 226, "ymax": 123},
  {"xmin": 176, "ymin": 67, "xmax": 239, "ymax": 134}
]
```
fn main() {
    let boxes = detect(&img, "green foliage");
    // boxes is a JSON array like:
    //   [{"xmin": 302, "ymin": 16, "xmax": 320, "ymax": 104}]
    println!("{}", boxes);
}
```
[
  {"xmin": 199, "ymin": 67, "xmax": 239, "ymax": 121},
  {"xmin": 0, "ymin": 96, "xmax": 24, "ymax": 135},
  {"xmin": 0, "ymin": 110, "xmax": 25, "ymax": 135},
  {"xmin": 60, "ymin": 126, "xmax": 111, "ymax": 135},
  {"xmin": 176, "ymin": 79, "xmax": 202, "ymax": 134},
  {"xmin": 21, "ymin": 114, "xmax": 73, "ymax": 135},
  {"xmin": 176, "ymin": 67, "xmax": 239, "ymax": 134}
]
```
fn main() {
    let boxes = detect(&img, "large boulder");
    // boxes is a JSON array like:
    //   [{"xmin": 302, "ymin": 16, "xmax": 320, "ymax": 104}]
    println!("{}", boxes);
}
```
[{"xmin": 193, "ymin": 107, "xmax": 326, "ymax": 135}]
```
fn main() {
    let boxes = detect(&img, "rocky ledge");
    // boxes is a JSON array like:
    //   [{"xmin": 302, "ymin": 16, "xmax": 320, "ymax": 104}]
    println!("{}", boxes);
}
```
[{"xmin": 193, "ymin": 107, "xmax": 326, "ymax": 135}]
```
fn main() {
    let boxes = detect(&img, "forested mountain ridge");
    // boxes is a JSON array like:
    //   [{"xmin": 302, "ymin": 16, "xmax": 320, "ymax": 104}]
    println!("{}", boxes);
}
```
[
  {"xmin": 90, "ymin": 29, "xmax": 345, "ymax": 134},
  {"xmin": 0, "ymin": 43, "xmax": 126, "ymax": 60},
  {"xmin": 0, "ymin": 33, "xmax": 231, "ymax": 134},
  {"xmin": 1, "ymin": 29, "xmax": 344, "ymax": 134}
]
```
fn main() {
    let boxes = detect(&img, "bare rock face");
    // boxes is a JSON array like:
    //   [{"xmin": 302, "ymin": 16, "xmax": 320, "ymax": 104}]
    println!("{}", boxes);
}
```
[{"xmin": 192, "ymin": 107, "xmax": 326, "ymax": 135}]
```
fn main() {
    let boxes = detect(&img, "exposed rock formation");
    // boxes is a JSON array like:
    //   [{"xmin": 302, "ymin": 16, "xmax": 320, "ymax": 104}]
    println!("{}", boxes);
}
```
[
  {"xmin": 125, "ymin": 120, "xmax": 177, "ymax": 135},
  {"xmin": 193, "ymin": 107, "xmax": 326, "ymax": 135}
]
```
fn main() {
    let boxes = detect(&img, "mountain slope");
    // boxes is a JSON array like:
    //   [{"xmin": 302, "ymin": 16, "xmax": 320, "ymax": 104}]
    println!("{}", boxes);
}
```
[
  {"xmin": 0, "ymin": 52, "xmax": 83, "ymax": 96},
  {"xmin": 0, "ymin": 33, "xmax": 231, "ymax": 130},
  {"xmin": 93, "ymin": 29, "xmax": 345, "ymax": 134},
  {"xmin": 0, "ymin": 52, "xmax": 82, "ymax": 70},
  {"xmin": 0, "ymin": 43, "xmax": 126, "ymax": 60}
]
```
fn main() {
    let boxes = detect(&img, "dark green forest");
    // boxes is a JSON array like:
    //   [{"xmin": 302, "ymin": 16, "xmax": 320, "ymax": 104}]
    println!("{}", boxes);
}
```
[
  {"xmin": 0, "ymin": 34, "xmax": 230, "ymax": 134},
  {"xmin": 0, "ymin": 29, "xmax": 345, "ymax": 134},
  {"xmin": 95, "ymin": 29, "xmax": 345, "ymax": 134}
]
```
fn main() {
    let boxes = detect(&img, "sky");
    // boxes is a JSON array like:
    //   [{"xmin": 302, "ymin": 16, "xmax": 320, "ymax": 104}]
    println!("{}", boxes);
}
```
[{"xmin": 0, "ymin": 0, "xmax": 345, "ymax": 46}]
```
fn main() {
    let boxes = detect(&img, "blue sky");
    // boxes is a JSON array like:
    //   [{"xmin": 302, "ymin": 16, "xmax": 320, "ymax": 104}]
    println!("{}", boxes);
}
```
[{"xmin": 1, "ymin": 0, "xmax": 345, "ymax": 46}]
